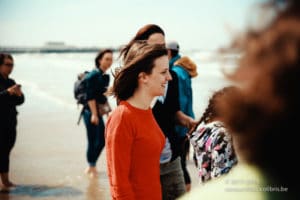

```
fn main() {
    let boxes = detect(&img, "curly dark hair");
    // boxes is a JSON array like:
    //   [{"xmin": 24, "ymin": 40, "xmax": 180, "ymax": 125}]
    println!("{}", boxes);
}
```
[{"xmin": 198, "ymin": 86, "xmax": 237, "ymax": 125}]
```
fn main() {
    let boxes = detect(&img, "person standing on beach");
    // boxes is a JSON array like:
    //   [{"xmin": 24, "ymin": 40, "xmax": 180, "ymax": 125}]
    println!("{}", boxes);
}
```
[
  {"xmin": 105, "ymin": 41, "xmax": 170, "ymax": 199},
  {"xmin": 121, "ymin": 24, "xmax": 196, "ymax": 199},
  {"xmin": 0, "ymin": 53, "xmax": 24, "ymax": 189},
  {"xmin": 119, "ymin": 24, "xmax": 197, "ymax": 199},
  {"xmin": 83, "ymin": 49, "xmax": 113, "ymax": 178},
  {"xmin": 166, "ymin": 40, "xmax": 198, "ymax": 192}
]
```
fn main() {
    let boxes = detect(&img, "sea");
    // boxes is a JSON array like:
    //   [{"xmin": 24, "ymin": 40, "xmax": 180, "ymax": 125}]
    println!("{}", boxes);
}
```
[
  {"xmin": 11, "ymin": 50, "xmax": 235, "ymax": 119},
  {"xmin": 0, "ymin": 50, "xmax": 237, "ymax": 200}
]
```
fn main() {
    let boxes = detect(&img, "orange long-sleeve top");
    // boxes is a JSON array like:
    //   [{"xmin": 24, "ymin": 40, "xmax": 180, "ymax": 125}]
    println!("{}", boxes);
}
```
[{"xmin": 105, "ymin": 101, "xmax": 165, "ymax": 200}]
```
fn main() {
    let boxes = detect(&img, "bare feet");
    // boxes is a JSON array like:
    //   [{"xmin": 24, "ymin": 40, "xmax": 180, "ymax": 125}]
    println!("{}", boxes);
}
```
[
  {"xmin": 2, "ymin": 181, "xmax": 16, "ymax": 187},
  {"xmin": 0, "ymin": 181, "xmax": 16, "ymax": 192},
  {"xmin": 0, "ymin": 173, "xmax": 16, "ymax": 188},
  {"xmin": 84, "ymin": 167, "xmax": 98, "ymax": 178}
]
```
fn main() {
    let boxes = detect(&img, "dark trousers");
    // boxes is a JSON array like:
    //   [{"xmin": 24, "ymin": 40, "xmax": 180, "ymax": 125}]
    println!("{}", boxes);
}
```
[
  {"xmin": 83, "ymin": 109, "xmax": 105, "ymax": 167},
  {"xmin": 160, "ymin": 157, "xmax": 186, "ymax": 200},
  {"xmin": 179, "ymin": 136, "xmax": 191, "ymax": 184},
  {"xmin": 0, "ymin": 119, "xmax": 17, "ymax": 173}
]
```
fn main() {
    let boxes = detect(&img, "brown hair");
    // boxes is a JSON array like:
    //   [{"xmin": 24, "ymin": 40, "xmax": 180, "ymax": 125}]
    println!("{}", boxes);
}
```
[
  {"xmin": 111, "ymin": 41, "xmax": 167, "ymax": 100},
  {"xmin": 119, "ymin": 24, "xmax": 165, "ymax": 60},
  {"xmin": 95, "ymin": 49, "xmax": 113, "ymax": 68},
  {"xmin": 218, "ymin": 0, "xmax": 300, "ymax": 189}
]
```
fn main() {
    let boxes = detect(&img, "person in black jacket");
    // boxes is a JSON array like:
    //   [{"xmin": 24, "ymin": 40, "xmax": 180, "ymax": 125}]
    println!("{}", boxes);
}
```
[
  {"xmin": 83, "ymin": 49, "xmax": 113, "ymax": 178},
  {"xmin": 120, "ymin": 24, "xmax": 197, "ymax": 200},
  {"xmin": 0, "ymin": 53, "xmax": 24, "ymax": 189}
]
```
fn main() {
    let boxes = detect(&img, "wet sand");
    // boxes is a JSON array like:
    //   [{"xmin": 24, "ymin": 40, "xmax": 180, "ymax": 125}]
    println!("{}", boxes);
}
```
[
  {"xmin": 0, "ymin": 90, "xmax": 199, "ymax": 200},
  {"xmin": 0, "ymin": 90, "xmax": 111, "ymax": 199}
]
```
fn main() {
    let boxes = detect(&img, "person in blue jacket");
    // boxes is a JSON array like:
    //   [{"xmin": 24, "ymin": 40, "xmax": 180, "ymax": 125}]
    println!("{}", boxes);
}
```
[
  {"xmin": 0, "ymin": 53, "xmax": 24, "ymax": 189},
  {"xmin": 166, "ymin": 41, "xmax": 198, "ymax": 191},
  {"xmin": 83, "ymin": 49, "xmax": 113, "ymax": 178}
]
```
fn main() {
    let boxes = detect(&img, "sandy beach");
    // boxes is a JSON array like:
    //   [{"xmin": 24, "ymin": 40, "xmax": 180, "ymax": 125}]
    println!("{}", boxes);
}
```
[
  {"xmin": 0, "ymin": 86, "xmax": 201, "ymax": 200},
  {"xmin": 0, "ymin": 52, "xmax": 229, "ymax": 199},
  {"xmin": 0, "ymin": 88, "xmax": 112, "ymax": 199},
  {"xmin": 0, "ymin": 102, "xmax": 200, "ymax": 200}
]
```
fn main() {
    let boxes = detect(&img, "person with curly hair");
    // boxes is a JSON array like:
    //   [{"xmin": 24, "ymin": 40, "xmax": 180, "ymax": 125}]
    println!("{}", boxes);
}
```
[{"xmin": 189, "ymin": 86, "xmax": 237, "ymax": 184}]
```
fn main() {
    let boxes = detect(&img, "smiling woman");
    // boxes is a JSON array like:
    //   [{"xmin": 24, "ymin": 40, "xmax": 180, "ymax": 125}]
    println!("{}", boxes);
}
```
[{"xmin": 105, "ymin": 41, "xmax": 171, "ymax": 200}]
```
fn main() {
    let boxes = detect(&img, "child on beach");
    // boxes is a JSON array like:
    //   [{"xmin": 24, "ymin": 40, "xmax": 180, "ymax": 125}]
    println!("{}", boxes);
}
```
[{"xmin": 188, "ymin": 86, "xmax": 237, "ymax": 183}]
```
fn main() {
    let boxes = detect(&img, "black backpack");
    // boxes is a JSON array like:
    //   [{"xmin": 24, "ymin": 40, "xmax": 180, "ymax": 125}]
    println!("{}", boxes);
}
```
[
  {"xmin": 74, "ymin": 71, "xmax": 89, "ymax": 124},
  {"xmin": 74, "ymin": 71, "xmax": 89, "ymax": 105}
]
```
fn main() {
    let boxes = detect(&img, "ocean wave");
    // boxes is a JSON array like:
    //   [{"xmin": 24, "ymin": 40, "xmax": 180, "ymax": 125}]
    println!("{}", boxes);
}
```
[{"xmin": 18, "ymin": 79, "xmax": 76, "ymax": 110}]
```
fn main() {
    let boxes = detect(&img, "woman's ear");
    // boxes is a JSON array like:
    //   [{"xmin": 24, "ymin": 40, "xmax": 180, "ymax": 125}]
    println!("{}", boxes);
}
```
[{"xmin": 138, "ymin": 72, "xmax": 148, "ymax": 83}]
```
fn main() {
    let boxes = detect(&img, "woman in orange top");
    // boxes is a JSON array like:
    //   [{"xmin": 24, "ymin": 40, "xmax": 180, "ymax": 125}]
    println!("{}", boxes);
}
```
[{"xmin": 105, "ymin": 41, "xmax": 172, "ymax": 200}]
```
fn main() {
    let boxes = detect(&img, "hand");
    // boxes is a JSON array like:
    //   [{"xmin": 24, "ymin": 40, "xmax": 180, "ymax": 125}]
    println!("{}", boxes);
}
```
[
  {"xmin": 186, "ymin": 118, "xmax": 199, "ymax": 136},
  {"xmin": 187, "ymin": 118, "xmax": 198, "ymax": 131},
  {"xmin": 90, "ymin": 114, "xmax": 99, "ymax": 125},
  {"xmin": 7, "ymin": 84, "xmax": 22, "ymax": 96}
]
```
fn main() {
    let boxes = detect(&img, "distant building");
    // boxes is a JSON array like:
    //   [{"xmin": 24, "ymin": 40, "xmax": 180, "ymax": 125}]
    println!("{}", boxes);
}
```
[{"xmin": 45, "ymin": 41, "xmax": 65, "ymax": 46}]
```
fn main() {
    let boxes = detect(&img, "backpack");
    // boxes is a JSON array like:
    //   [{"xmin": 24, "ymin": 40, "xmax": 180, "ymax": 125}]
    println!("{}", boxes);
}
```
[
  {"xmin": 74, "ymin": 70, "xmax": 89, "ymax": 124},
  {"xmin": 74, "ymin": 71, "xmax": 89, "ymax": 105}
]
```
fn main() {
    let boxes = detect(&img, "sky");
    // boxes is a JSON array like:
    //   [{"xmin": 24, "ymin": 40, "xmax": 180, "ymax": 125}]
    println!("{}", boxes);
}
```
[{"xmin": 0, "ymin": 0, "xmax": 263, "ymax": 51}]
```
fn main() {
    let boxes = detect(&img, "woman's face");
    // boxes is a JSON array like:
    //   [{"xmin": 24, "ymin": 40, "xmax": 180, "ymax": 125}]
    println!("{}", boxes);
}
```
[
  {"xmin": 147, "ymin": 33, "xmax": 165, "ymax": 45},
  {"xmin": 0, "ymin": 58, "xmax": 14, "ymax": 77},
  {"xmin": 143, "ymin": 55, "xmax": 171, "ymax": 97},
  {"xmin": 99, "ymin": 52, "xmax": 113, "ymax": 72}
]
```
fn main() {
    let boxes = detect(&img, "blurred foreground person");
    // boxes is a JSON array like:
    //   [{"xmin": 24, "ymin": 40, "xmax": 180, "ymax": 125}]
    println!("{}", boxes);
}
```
[{"xmin": 180, "ymin": 0, "xmax": 299, "ymax": 199}]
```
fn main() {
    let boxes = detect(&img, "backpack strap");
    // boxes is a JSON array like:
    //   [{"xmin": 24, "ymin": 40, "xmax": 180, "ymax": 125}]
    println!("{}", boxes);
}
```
[{"xmin": 77, "ymin": 106, "xmax": 85, "ymax": 125}]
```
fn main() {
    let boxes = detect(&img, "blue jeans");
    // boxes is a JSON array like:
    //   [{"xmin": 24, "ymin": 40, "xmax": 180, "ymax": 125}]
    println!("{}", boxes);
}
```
[{"xmin": 83, "ymin": 109, "xmax": 105, "ymax": 167}]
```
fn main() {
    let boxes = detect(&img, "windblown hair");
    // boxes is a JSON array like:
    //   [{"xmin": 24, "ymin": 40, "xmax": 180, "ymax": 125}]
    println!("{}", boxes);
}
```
[
  {"xmin": 218, "ymin": 0, "xmax": 300, "ymax": 189},
  {"xmin": 119, "ymin": 24, "xmax": 165, "ymax": 60},
  {"xmin": 111, "ymin": 41, "xmax": 167, "ymax": 100}
]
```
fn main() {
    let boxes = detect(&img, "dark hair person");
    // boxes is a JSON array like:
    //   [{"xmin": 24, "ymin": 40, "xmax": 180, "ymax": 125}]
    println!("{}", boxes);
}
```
[
  {"xmin": 83, "ymin": 49, "xmax": 113, "ymax": 178},
  {"xmin": 120, "ymin": 24, "xmax": 197, "ymax": 199},
  {"xmin": 119, "ymin": 24, "xmax": 165, "ymax": 60},
  {"xmin": 0, "ymin": 53, "xmax": 25, "ymax": 190},
  {"xmin": 105, "ymin": 41, "xmax": 171, "ymax": 199},
  {"xmin": 189, "ymin": 86, "xmax": 237, "ymax": 183},
  {"xmin": 180, "ymin": 0, "xmax": 299, "ymax": 199}
]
